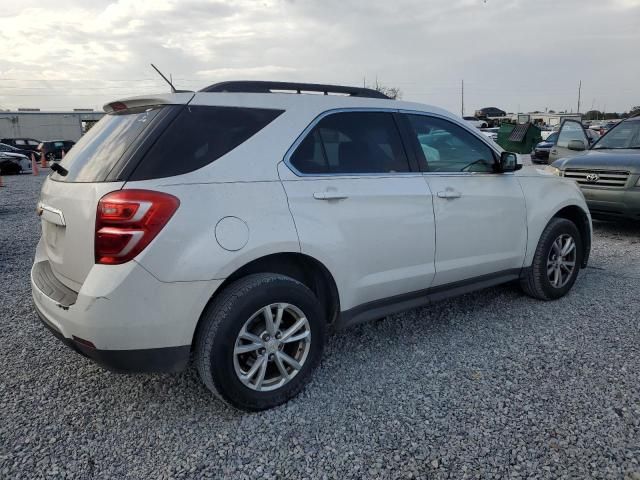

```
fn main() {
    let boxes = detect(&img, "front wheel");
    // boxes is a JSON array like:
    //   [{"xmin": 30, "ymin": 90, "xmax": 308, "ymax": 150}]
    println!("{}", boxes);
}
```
[
  {"xmin": 520, "ymin": 218, "xmax": 583, "ymax": 300},
  {"xmin": 195, "ymin": 273, "xmax": 326, "ymax": 411}
]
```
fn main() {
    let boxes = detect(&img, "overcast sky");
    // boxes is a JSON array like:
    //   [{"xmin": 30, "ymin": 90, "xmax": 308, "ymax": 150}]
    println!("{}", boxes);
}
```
[{"xmin": 0, "ymin": 0, "xmax": 638, "ymax": 115}]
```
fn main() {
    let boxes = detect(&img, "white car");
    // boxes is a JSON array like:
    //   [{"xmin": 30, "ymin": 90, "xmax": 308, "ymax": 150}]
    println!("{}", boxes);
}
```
[
  {"xmin": 463, "ymin": 116, "xmax": 488, "ymax": 128},
  {"xmin": 32, "ymin": 81, "xmax": 592, "ymax": 411}
]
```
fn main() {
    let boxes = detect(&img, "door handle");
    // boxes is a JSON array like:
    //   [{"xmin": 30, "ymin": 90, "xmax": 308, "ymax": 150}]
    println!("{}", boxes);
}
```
[
  {"xmin": 436, "ymin": 190, "xmax": 462, "ymax": 199},
  {"xmin": 313, "ymin": 191, "xmax": 349, "ymax": 200}
]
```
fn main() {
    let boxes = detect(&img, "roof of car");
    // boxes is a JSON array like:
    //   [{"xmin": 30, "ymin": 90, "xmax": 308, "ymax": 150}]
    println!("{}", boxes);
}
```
[
  {"xmin": 107, "ymin": 90, "xmax": 460, "ymax": 125},
  {"xmin": 105, "ymin": 81, "xmax": 460, "ymax": 122}
]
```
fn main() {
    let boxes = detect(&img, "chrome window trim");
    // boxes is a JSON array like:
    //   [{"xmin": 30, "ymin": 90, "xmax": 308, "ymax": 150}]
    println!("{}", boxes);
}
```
[{"xmin": 283, "ymin": 107, "xmax": 509, "ymax": 178}]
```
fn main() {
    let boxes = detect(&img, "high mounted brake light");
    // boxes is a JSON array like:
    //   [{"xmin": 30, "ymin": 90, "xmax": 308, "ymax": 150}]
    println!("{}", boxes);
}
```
[
  {"xmin": 95, "ymin": 190, "xmax": 179, "ymax": 265},
  {"xmin": 109, "ymin": 102, "xmax": 128, "ymax": 112}
]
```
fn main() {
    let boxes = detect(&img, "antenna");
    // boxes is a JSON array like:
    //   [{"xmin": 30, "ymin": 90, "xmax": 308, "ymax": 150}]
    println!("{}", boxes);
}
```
[
  {"xmin": 150, "ymin": 63, "xmax": 177, "ymax": 93},
  {"xmin": 577, "ymin": 80, "xmax": 582, "ymax": 114}
]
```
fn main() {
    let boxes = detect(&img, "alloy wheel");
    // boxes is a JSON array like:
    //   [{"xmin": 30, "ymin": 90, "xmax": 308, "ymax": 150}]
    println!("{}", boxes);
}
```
[
  {"xmin": 547, "ymin": 234, "xmax": 577, "ymax": 288},
  {"xmin": 233, "ymin": 303, "xmax": 311, "ymax": 392}
]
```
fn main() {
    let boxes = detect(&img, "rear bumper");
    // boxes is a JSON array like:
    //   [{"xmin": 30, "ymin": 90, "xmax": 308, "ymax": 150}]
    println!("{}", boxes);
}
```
[
  {"xmin": 31, "ymin": 242, "xmax": 222, "ymax": 373},
  {"xmin": 35, "ymin": 303, "xmax": 190, "ymax": 373}
]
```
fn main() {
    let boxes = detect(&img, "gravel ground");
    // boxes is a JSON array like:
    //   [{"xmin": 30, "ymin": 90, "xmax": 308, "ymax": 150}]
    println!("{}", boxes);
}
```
[{"xmin": 1, "ymin": 171, "xmax": 639, "ymax": 479}]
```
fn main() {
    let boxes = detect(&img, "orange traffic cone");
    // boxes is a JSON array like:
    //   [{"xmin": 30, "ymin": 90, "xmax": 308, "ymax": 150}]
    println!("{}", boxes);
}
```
[
  {"xmin": 0, "ymin": 174, "xmax": 4, "ymax": 187},
  {"xmin": 31, "ymin": 153, "xmax": 39, "ymax": 175},
  {"xmin": 40, "ymin": 150, "xmax": 47, "ymax": 168}
]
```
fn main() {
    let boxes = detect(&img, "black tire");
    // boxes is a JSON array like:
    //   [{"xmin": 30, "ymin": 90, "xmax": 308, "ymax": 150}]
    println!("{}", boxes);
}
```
[
  {"xmin": 195, "ymin": 273, "xmax": 326, "ymax": 411},
  {"xmin": 520, "ymin": 217, "xmax": 583, "ymax": 300}
]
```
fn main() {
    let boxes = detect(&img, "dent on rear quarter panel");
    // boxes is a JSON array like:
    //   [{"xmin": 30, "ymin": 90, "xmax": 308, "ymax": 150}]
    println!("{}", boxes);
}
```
[
  {"xmin": 129, "ymin": 181, "xmax": 301, "ymax": 283},
  {"xmin": 517, "ymin": 176, "xmax": 590, "ymax": 267}
]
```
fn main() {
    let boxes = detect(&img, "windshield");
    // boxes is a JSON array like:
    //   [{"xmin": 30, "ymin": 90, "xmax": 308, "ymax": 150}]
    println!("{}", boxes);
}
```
[
  {"xmin": 592, "ymin": 120, "xmax": 640, "ymax": 149},
  {"xmin": 545, "ymin": 132, "xmax": 558, "ymax": 143},
  {"xmin": 49, "ymin": 106, "xmax": 162, "ymax": 182}
]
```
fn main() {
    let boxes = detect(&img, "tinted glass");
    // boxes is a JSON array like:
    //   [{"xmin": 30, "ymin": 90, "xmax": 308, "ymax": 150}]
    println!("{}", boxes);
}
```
[
  {"xmin": 28, "ymin": 140, "xmax": 40, "ymax": 146},
  {"xmin": 50, "ymin": 106, "xmax": 162, "ymax": 182},
  {"xmin": 15, "ymin": 140, "xmax": 25, "ymax": 145},
  {"xmin": 556, "ymin": 121, "xmax": 587, "ymax": 148},
  {"xmin": 407, "ymin": 115, "xmax": 496, "ymax": 172},
  {"xmin": 130, "ymin": 106, "xmax": 283, "ymax": 180},
  {"xmin": 546, "ymin": 132, "xmax": 559, "ymax": 143},
  {"xmin": 290, "ymin": 112, "xmax": 410, "ymax": 174},
  {"xmin": 593, "ymin": 119, "xmax": 640, "ymax": 149}
]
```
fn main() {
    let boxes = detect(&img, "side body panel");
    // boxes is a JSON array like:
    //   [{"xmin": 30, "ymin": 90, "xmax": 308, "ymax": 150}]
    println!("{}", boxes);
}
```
[
  {"xmin": 127, "ymin": 180, "xmax": 301, "ymax": 283},
  {"xmin": 425, "ymin": 173, "xmax": 528, "ymax": 286},
  {"xmin": 279, "ymin": 163, "xmax": 436, "ymax": 311},
  {"xmin": 517, "ymin": 174, "xmax": 592, "ymax": 267}
]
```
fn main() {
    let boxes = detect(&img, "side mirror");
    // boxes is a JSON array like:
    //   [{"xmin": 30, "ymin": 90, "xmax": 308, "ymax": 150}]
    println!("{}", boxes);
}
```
[
  {"xmin": 567, "ymin": 139, "xmax": 586, "ymax": 151},
  {"xmin": 499, "ymin": 152, "xmax": 521, "ymax": 172}
]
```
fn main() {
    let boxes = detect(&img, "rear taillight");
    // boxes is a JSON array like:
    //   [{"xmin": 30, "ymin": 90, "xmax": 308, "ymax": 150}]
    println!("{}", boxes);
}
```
[{"xmin": 95, "ymin": 190, "xmax": 179, "ymax": 265}]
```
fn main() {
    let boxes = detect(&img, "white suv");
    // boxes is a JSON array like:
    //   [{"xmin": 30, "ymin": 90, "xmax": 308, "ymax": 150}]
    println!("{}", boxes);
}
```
[{"xmin": 31, "ymin": 81, "xmax": 591, "ymax": 411}]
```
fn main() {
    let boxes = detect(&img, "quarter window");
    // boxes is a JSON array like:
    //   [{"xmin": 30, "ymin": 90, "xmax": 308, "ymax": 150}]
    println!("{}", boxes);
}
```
[
  {"xmin": 406, "ymin": 115, "xmax": 496, "ymax": 173},
  {"xmin": 290, "ymin": 112, "xmax": 410, "ymax": 174}
]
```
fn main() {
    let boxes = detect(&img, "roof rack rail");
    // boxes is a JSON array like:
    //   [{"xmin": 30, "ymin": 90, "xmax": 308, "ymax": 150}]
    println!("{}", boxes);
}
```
[{"xmin": 199, "ymin": 81, "xmax": 390, "ymax": 99}]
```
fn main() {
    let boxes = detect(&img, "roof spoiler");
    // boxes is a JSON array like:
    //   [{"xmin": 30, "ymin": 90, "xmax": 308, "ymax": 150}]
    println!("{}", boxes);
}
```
[
  {"xmin": 200, "ymin": 81, "xmax": 390, "ymax": 99},
  {"xmin": 103, "ymin": 92, "xmax": 194, "ymax": 113}
]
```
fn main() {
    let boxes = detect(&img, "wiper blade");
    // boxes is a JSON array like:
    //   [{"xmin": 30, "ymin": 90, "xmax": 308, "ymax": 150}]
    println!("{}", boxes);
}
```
[{"xmin": 50, "ymin": 162, "xmax": 68, "ymax": 176}]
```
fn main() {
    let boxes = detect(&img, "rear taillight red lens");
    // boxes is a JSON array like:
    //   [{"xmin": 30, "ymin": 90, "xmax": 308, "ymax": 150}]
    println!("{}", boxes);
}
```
[{"xmin": 95, "ymin": 190, "xmax": 179, "ymax": 265}]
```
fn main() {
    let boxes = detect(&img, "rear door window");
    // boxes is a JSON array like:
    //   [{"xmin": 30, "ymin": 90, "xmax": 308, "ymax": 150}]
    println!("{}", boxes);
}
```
[
  {"xmin": 290, "ymin": 111, "xmax": 410, "ymax": 174},
  {"xmin": 50, "ymin": 106, "xmax": 163, "ymax": 182},
  {"xmin": 129, "ymin": 106, "xmax": 284, "ymax": 180}
]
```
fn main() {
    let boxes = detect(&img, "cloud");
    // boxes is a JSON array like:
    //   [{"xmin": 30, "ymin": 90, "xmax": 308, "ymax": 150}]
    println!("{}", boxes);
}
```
[{"xmin": 0, "ymin": 0, "xmax": 638, "ymax": 114}]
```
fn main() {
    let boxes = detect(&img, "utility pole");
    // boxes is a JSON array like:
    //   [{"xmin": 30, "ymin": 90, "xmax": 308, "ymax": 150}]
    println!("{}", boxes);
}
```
[
  {"xmin": 461, "ymin": 79, "xmax": 464, "ymax": 117},
  {"xmin": 577, "ymin": 80, "xmax": 582, "ymax": 114}
]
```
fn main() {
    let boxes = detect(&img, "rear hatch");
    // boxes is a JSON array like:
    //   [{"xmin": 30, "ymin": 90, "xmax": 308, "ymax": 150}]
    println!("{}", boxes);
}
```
[{"xmin": 38, "ymin": 93, "xmax": 193, "ymax": 290}]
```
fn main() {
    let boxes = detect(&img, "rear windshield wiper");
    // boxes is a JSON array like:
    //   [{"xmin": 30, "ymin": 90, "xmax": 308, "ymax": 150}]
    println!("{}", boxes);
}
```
[{"xmin": 50, "ymin": 162, "xmax": 68, "ymax": 176}]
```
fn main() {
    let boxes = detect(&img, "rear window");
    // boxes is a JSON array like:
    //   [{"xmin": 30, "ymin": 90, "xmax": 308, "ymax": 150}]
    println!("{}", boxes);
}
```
[
  {"xmin": 50, "ymin": 106, "xmax": 162, "ymax": 182},
  {"xmin": 128, "ymin": 106, "xmax": 284, "ymax": 180}
]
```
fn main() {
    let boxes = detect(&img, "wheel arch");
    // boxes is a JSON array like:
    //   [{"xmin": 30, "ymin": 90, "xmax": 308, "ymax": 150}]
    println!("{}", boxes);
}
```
[
  {"xmin": 551, "ymin": 204, "xmax": 591, "ymax": 268},
  {"xmin": 192, "ymin": 252, "xmax": 340, "ymax": 349}
]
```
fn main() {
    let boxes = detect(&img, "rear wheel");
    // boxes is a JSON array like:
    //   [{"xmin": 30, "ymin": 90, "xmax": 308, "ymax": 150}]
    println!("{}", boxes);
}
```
[
  {"xmin": 195, "ymin": 273, "xmax": 325, "ymax": 411},
  {"xmin": 520, "ymin": 218, "xmax": 583, "ymax": 300}
]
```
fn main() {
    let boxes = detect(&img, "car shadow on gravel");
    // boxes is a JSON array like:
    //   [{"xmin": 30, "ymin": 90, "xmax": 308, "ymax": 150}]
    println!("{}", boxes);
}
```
[{"xmin": 592, "ymin": 219, "xmax": 640, "ymax": 238}]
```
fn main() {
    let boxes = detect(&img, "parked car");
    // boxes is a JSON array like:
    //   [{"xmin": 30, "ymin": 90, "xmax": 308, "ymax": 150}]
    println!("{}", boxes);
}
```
[
  {"xmin": 475, "ymin": 107, "xmax": 506, "ymax": 118},
  {"xmin": 32, "ymin": 81, "xmax": 591, "ymax": 411},
  {"xmin": 534, "ymin": 129, "xmax": 600, "ymax": 164},
  {"xmin": 531, "ymin": 132, "xmax": 559, "ymax": 163},
  {"xmin": 0, "ymin": 142, "xmax": 36, "ymax": 158},
  {"xmin": 480, "ymin": 127, "xmax": 499, "ymax": 142},
  {"xmin": 463, "ymin": 116, "xmax": 488, "ymax": 128},
  {"xmin": 0, "ymin": 152, "xmax": 30, "ymax": 172},
  {"xmin": 0, "ymin": 157, "xmax": 23, "ymax": 175},
  {"xmin": 547, "ymin": 116, "xmax": 640, "ymax": 220},
  {"xmin": 599, "ymin": 121, "xmax": 620, "ymax": 135},
  {"xmin": 1, "ymin": 138, "xmax": 41, "ymax": 152},
  {"xmin": 38, "ymin": 140, "xmax": 75, "ymax": 162}
]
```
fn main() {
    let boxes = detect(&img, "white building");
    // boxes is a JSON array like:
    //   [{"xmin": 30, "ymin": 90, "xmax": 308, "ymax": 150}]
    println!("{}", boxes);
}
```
[{"xmin": 0, "ymin": 109, "xmax": 104, "ymax": 142}]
